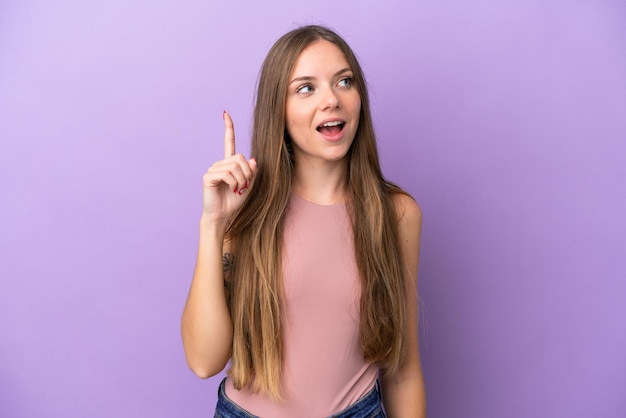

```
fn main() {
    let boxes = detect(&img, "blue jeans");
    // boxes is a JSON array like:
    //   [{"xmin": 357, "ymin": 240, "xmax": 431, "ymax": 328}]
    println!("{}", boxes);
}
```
[{"xmin": 214, "ymin": 378, "xmax": 386, "ymax": 418}]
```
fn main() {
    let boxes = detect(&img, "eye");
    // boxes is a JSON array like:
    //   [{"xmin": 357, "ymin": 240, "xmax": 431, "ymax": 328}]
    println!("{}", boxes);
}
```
[
  {"xmin": 296, "ymin": 84, "xmax": 314, "ymax": 94},
  {"xmin": 337, "ymin": 77, "xmax": 353, "ymax": 88}
]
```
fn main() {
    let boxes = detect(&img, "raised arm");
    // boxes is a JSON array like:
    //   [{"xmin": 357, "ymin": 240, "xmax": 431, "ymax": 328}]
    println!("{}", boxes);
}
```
[
  {"xmin": 181, "ymin": 111, "xmax": 257, "ymax": 378},
  {"xmin": 382, "ymin": 193, "xmax": 427, "ymax": 417}
]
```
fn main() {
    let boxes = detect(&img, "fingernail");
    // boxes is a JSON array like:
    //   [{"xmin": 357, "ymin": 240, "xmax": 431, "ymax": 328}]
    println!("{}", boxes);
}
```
[
  {"xmin": 245, "ymin": 180, "xmax": 249, "ymax": 188},
  {"xmin": 222, "ymin": 110, "xmax": 226, "ymax": 120},
  {"xmin": 238, "ymin": 188, "xmax": 247, "ymax": 195},
  {"xmin": 233, "ymin": 187, "xmax": 238, "ymax": 194}
]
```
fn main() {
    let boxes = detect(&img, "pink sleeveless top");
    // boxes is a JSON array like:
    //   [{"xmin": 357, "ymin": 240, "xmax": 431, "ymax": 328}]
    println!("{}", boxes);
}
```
[{"xmin": 224, "ymin": 192, "xmax": 378, "ymax": 417}]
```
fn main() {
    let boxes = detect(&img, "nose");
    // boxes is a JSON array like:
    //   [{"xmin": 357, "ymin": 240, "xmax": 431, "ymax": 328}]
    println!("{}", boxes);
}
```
[{"xmin": 319, "ymin": 86, "xmax": 340, "ymax": 110}]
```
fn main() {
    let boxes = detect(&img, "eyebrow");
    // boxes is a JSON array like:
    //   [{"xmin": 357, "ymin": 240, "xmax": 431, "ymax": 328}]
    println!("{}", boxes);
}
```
[{"xmin": 288, "ymin": 67, "xmax": 353, "ymax": 85}]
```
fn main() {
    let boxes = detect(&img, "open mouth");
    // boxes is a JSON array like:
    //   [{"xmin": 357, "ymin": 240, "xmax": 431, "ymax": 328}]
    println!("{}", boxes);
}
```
[{"xmin": 316, "ymin": 120, "xmax": 345, "ymax": 136}]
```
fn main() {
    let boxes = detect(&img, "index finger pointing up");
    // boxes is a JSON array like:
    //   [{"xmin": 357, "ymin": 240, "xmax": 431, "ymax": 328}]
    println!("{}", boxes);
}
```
[{"xmin": 223, "ymin": 110, "xmax": 235, "ymax": 158}]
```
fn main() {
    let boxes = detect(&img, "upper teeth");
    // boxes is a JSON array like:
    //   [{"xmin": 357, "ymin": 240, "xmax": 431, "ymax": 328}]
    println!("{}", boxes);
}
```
[{"xmin": 321, "ymin": 121, "xmax": 343, "ymax": 127}]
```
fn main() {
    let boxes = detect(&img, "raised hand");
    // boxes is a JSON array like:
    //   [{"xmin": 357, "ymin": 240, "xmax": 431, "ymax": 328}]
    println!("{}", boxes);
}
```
[{"xmin": 201, "ymin": 111, "xmax": 257, "ymax": 225}]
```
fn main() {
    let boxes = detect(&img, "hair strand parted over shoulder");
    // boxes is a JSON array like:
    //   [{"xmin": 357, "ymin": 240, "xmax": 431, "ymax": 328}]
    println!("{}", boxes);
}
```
[{"xmin": 225, "ymin": 25, "xmax": 411, "ymax": 400}]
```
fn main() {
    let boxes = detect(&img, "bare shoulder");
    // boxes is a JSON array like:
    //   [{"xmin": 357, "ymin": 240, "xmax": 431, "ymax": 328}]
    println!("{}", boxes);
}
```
[{"xmin": 392, "ymin": 193, "xmax": 422, "ymax": 233}]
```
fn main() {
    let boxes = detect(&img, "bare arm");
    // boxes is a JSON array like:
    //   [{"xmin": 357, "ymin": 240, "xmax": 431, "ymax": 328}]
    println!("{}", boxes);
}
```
[
  {"xmin": 181, "ymin": 112, "xmax": 257, "ymax": 378},
  {"xmin": 382, "ymin": 194, "xmax": 426, "ymax": 417},
  {"xmin": 181, "ymin": 221, "xmax": 233, "ymax": 378}
]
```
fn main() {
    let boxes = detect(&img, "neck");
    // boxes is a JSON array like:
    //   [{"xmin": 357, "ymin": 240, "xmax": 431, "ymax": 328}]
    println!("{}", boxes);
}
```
[{"xmin": 292, "ymin": 157, "xmax": 350, "ymax": 205}]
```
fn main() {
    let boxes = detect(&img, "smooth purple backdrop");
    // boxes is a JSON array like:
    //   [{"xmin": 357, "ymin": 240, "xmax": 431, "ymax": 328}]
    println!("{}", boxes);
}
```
[{"xmin": 1, "ymin": 0, "xmax": 625, "ymax": 417}]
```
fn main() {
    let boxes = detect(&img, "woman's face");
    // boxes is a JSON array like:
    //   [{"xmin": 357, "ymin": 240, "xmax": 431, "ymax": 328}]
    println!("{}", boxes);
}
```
[{"xmin": 284, "ymin": 40, "xmax": 361, "ymax": 167}]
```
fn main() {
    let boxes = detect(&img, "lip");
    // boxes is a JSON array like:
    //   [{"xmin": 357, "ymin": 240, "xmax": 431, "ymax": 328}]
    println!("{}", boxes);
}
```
[{"xmin": 316, "ymin": 118, "xmax": 346, "ymax": 142}]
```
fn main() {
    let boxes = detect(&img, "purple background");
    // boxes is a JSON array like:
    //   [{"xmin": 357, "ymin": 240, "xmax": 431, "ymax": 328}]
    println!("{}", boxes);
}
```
[{"xmin": 1, "ymin": 0, "xmax": 625, "ymax": 417}]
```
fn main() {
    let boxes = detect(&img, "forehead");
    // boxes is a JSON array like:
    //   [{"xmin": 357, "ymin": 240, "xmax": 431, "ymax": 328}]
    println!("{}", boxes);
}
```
[{"xmin": 289, "ymin": 40, "xmax": 350, "ymax": 77}]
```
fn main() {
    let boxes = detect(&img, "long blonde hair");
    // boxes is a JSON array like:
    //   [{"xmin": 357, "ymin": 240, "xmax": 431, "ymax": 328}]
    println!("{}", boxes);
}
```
[{"xmin": 225, "ymin": 25, "xmax": 409, "ymax": 399}]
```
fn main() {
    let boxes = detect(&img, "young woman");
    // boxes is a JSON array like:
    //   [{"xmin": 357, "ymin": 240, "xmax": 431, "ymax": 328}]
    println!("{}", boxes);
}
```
[{"xmin": 181, "ymin": 25, "xmax": 425, "ymax": 417}]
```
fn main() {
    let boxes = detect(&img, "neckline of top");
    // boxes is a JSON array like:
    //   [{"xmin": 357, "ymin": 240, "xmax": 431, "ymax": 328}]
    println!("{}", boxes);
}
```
[{"xmin": 290, "ymin": 191, "xmax": 348, "ymax": 207}]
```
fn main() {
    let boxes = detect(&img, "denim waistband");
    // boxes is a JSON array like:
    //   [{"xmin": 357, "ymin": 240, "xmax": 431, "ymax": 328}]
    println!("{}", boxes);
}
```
[{"xmin": 214, "ymin": 378, "xmax": 385, "ymax": 418}]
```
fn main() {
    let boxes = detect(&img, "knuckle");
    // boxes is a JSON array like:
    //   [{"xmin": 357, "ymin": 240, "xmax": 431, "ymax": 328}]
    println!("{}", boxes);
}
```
[{"xmin": 226, "ymin": 161, "xmax": 239, "ymax": 172}]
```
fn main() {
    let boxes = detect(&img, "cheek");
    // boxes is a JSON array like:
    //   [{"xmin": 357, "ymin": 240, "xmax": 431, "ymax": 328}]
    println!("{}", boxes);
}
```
[
  {"xmin": 354, "ymin": 96, "xmax": 362, "ymax": 114},
  {"xmin": 284, "ymin": 105, "xmax": 295, "ymax": 135},
  {"xmin": 345, "ymin": 91, "xmax": 361, "ymax": 118},
  {"xmin": 285, "ymin": 115, "xmax": 298, "ymax": 137},
  {"xmin": 351, "ymin": 97, "xmax": 362, "ymax": 126},
  {"xmin": 285, "ymin": 109, "xmax": 308, "ymax": 136}
]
